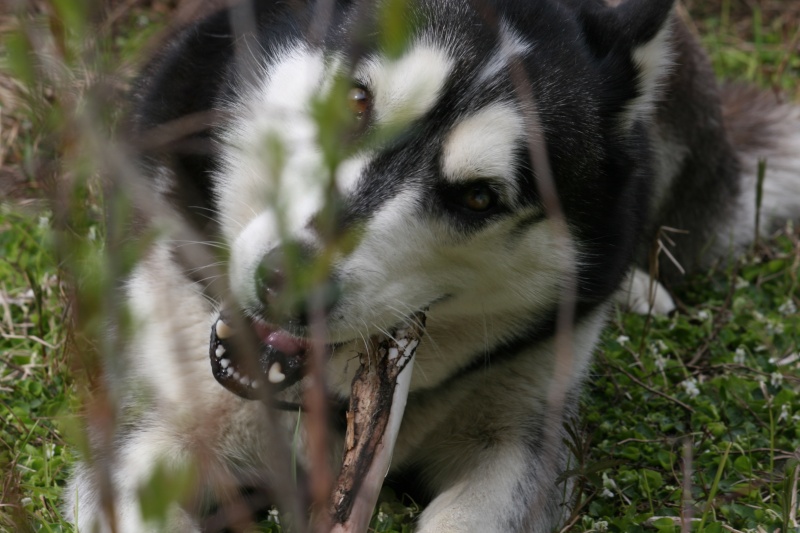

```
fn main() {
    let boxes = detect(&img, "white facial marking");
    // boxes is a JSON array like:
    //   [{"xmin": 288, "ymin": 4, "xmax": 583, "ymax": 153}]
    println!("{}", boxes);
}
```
[
  {"xmin": 624, "ymin": 20, "xmax": 674, "ymax": 127},
  {"xmin": 478, "ymin": 24, "xmax": 532, "ymax": 82},
  {"xmin": 215, "ymin": 320, "xmax": 233, "ymax": 340},
  {"xmin": 216, "ymin": 46, "xmax": 330, "ymax": 240},
  {"xmin": 357, "ymin": 43, "xmax": 453, "ymax": 127},
  {"xmin": 442, "ymin": 103, "xmax": 525, "ymax": 193},
  {"xmin": 268, "ymin": 362, "xmax": 286, "ymax": 383},
  {"xmin": 335, "ymin": 154, "xmax": 371, "ymax": 194}
]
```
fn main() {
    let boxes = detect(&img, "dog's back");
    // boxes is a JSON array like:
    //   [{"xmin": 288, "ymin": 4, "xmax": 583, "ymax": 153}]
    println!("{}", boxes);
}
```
[{"xmin": 646, "ymin": 19, "xmax": 800, "ymax": 281}]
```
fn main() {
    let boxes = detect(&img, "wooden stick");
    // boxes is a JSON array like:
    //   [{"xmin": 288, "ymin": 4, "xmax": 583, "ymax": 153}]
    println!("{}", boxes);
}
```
[{"xmin": 329, "ymin": 313, "xmax": 425, "ymax": 532}]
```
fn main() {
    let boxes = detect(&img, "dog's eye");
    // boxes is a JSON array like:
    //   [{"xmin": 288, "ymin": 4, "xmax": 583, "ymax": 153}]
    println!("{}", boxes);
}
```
[
  {"xmin": 459, "ymin": 184, "xmax": 498, "ymax": 212},
  {"xmin": 347, "ymin": 86, "xmax": 371, "ymax": 118}
]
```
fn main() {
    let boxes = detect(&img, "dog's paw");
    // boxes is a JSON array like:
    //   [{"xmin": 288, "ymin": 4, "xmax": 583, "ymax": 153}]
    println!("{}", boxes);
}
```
[
  {"xmin": 615, "ymin": 268, "xmax": 676, "ymax": 315},
  {"xmin": 415, "ymin": 498, "xmax": 503, "ymax": 533}
]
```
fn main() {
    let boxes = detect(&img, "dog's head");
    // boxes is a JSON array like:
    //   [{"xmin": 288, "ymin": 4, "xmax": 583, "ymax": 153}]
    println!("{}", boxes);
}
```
[{"xmin": 137, "ymin": 0, "xmax": 676, "ymax": 397}]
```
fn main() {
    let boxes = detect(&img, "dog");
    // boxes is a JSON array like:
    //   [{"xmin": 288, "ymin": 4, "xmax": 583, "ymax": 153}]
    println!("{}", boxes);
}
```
[{"xmin": 64, "ymin": 0, "xmax": 800, "ymax": 531}]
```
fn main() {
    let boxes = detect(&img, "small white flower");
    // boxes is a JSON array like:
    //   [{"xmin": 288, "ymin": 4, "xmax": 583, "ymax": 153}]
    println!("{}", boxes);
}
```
[
  {"xmin": 38, "ymin": 216, "xmax": 50, "ymax": 229},
  {"xmin": 616, "ymin": 335, "xmax": 630, "ymax": 345},
  {"xmin": 766, "ymin": 320, "xmax": 785, "ymax": 335},
  {"xmin": 778, "ymin": 404, "xmax": 790, "ymax": 423},
  {"xmin": 778, "ymin": 299, "xmax": 797, "ymax": 316},
  {"xmin": 21, "ymin": 497, "xmax": 32, "ymax": 506},
  {"xmin": 600, "ymin": 487, "xmax": 614, "ymax": 499},
  {"xmin": 602, "ymin": 472, "xmax": 617, "ymax": 490},
  {"xmin": 649, "ymin": 340, "xmax": 668, "ymax": 356},
  {"xmin": 734, "ymin": 276, "xmax": 749, "ymax": 289},
  {"xmin": 770, "ymin": 372, "xmax": 784, "ymax": 387},
  {"xmin": 696, "ymin": 310, "xmax": 710, "ymax": 320},
  {"xmin": 733, "ymin": 346, "xmax": 746, "ymax": 364},
  {"xmin": 752, "ymin": 311, "xmax": 766, "ymax": 322},
  {"xmin": 680, "ymin": 378, "xmax": 700, "ymax": 398},
  {"xmin": 655, "ymin": 354, "xmax": 666, "ymax": 372},
  {"xmin": 376, "ymin": 511, "xmax": 389, "ymax": 524},
  {"xmin": 595, "ymin": 520, "xmax": 609, "ymax": 532}
]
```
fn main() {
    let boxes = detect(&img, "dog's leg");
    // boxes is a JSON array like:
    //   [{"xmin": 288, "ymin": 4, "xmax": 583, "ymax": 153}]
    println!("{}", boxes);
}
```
[
  {"xmin": 414, "ymin": 439, "xmax": 571, "ymax": 533},
  {"xmin": 400, "ymin": 309, "xmax": 607, "ymax": 533},
  {"xmin": 65, "ymin": 429, "xmax": 201, "ymax": 533}
]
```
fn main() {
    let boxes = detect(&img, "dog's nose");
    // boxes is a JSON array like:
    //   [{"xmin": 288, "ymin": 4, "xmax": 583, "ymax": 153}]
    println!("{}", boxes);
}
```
[
  {"xmin": 257, "ymin": 246, "xmax": 289, "ymax": 307},
  {"xmin": 255, "ymin": 243, "xmax": 340, "ymax": 326}
]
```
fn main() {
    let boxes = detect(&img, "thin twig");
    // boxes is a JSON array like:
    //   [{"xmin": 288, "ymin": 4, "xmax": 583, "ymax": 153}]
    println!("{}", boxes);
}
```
[{"xmin": 613, "ymin": 364, "xmax": 695, "ymax": 413}]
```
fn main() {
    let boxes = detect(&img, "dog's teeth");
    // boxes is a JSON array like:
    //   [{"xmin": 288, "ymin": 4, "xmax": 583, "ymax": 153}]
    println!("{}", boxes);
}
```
[
  {"xmin": 239, "ymin": 376, "xmax": 250, "ymax": 386},
  {"xmin": 219, "ymin": 358, "xmax": 230, "ymax": 369},
  {"xmin": 268, "ymin": 362, "xmax": 286, "ymax": 383},
  {"xmin": 233, "ymin": 371, "xmax": 241, "ymax": 380},
  {"xmin": 225, "ymin": 366, "xmax": 235, "ymax": 376},
  {"xmin": 215, "ymin": 320, "xmax": 233, "ymax": 339},
  {"xmin": 215, "ymin": 345, "xmax": 226, "ymax": 358},
  {"xmin": 251, "ymin": 380, "xmax": 260, "ymax": 389}
]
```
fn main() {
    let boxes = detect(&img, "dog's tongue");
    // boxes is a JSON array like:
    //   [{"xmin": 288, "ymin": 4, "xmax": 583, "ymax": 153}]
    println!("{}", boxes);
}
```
[
  {"xmin": 209, "ymin": 315, "xmax": 309, "ymax": 400},
  {"xmin": 252, "ymin": 322, "xmax": 307, "ymax": 357}
]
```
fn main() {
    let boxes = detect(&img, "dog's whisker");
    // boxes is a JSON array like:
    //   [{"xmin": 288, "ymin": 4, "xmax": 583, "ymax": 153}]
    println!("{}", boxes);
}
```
[
  {"xmin": 182, "ymin": 261, "xmax": 228, "ymax": 275},
  {"xmin": 189, "ymin": 205, "xmax": 247, "ymax": 230}
]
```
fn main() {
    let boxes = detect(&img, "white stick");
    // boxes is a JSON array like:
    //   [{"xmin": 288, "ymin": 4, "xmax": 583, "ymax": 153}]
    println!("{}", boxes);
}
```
[{"xmin": 330, "ymin": 353, "xmax": 416, "ymax": 533}]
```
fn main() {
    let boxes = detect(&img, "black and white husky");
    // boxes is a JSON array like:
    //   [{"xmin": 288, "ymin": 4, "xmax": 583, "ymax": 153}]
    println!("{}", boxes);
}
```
[{"xmin": 65, "ymin": 0, "xmax": 800, "ymax": 531}]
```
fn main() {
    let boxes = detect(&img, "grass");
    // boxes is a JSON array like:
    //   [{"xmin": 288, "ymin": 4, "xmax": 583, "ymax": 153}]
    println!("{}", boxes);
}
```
[
  {"xmin": 0, "ymin": 1, "xmax": 798, "ymax": 532},
  {"xmin": 0, "ymin": 208, "xmax": 75, "ymax": 531},
  {"xmin": 569, "ymin": 227, "xmax": 800, "ymax": 533}
]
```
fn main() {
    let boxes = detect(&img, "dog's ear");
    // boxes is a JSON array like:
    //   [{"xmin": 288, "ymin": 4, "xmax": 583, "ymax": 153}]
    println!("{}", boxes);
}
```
[
  {"xmin": 577, "ymin": 0, "xmax": 676, "ymax": 126},
  {"xmin": 578, "ymin": 0, "xmax": 675, "ymax": 54}
]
